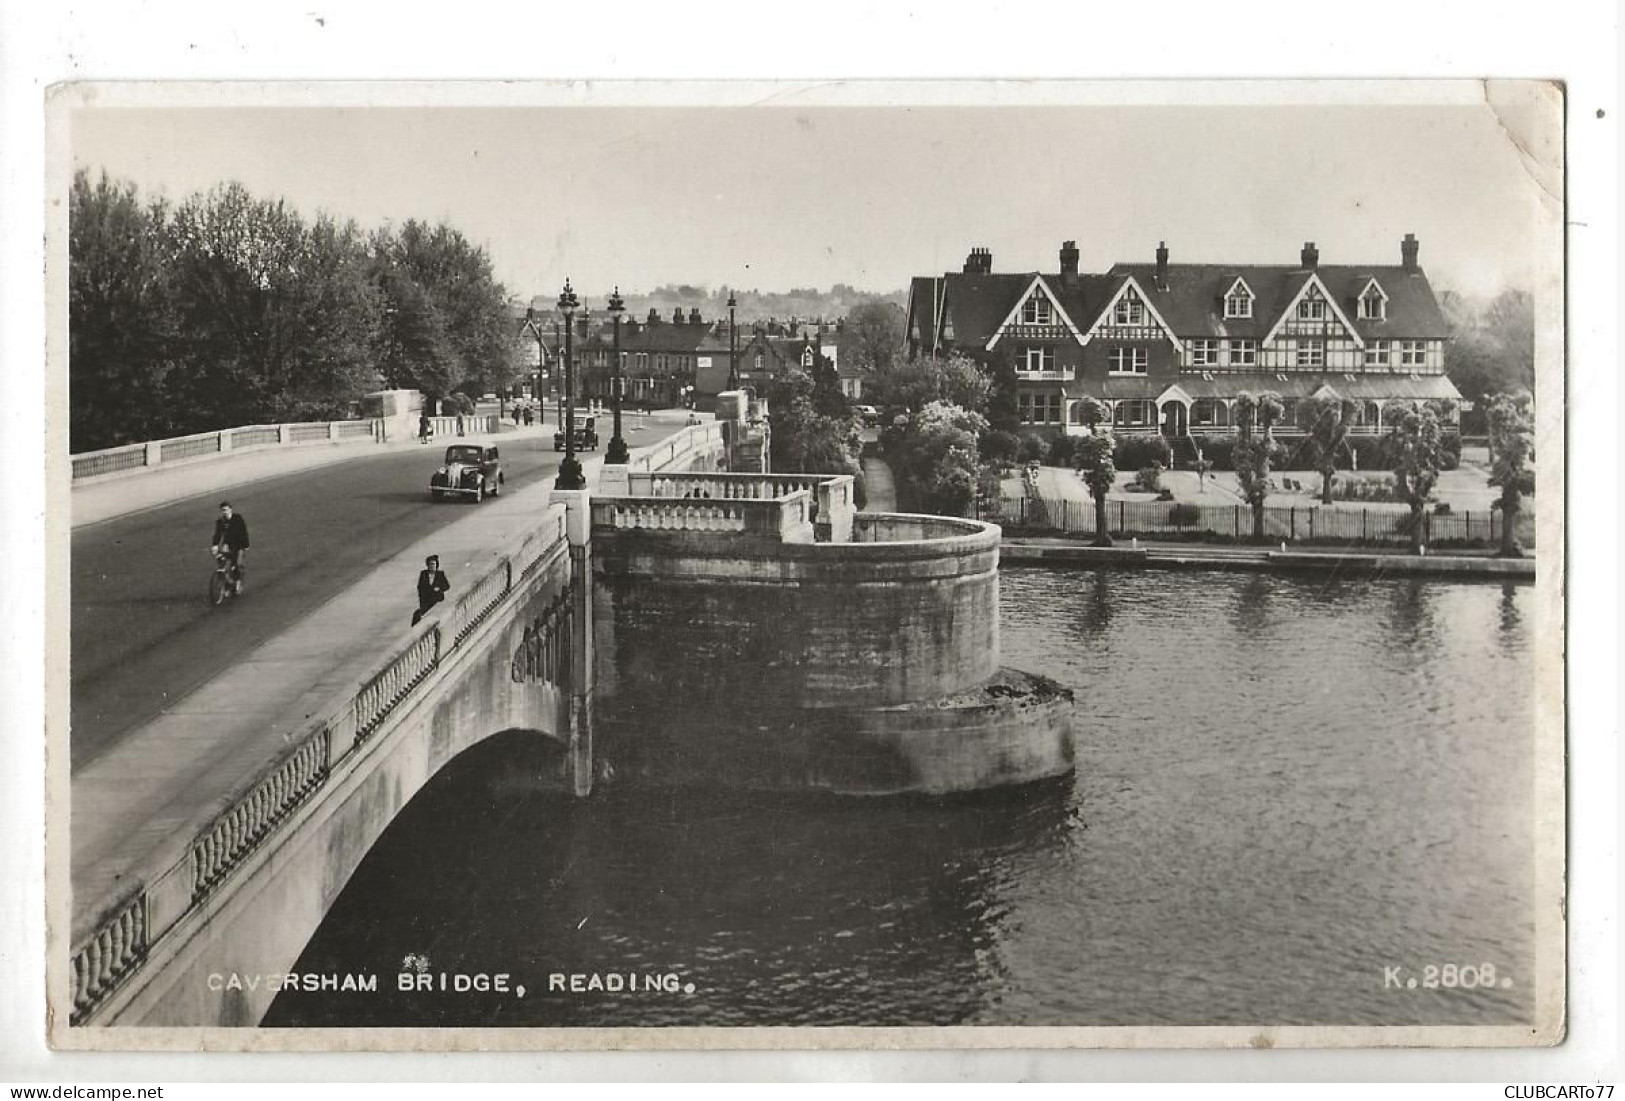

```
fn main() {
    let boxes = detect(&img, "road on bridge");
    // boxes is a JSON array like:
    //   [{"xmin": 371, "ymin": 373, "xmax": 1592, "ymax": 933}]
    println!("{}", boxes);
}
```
[{"xmin": 70, "ymin": 420, "xmax": 678, "ymax": 772}]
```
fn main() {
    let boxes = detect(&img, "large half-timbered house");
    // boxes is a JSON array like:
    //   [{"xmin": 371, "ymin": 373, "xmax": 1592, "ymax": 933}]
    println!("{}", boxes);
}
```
[{"xmin": 904, "ymin": 236, "xmax": 1459, "ymax": 450}]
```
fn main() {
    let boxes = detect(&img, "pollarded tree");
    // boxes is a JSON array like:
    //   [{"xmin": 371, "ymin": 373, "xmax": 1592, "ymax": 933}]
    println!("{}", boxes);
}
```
[
  {"xmin": 1070, "ymin": 397, "xmax": 1116, "ymax": 547},
  {"xmin": 1485, "ymin": 391, "xmax": 1535, "ymax": 558},
  {"xmin": 1385, "ymin": 402, "xmax": 1446, "ymax": 554},
  {"xmin": 1232, "ymin": 390, "xmax": 1285, "ymax": 542},
  {"xmin": 1299, "ymin": 394, "xmax": 1355, "ymax": 505}
]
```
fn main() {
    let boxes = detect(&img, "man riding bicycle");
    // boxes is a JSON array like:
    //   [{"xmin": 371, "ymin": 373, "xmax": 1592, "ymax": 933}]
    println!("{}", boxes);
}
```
[{"xmin": 210, "ymin": 501, "xmax": 251, "ymax": 594}]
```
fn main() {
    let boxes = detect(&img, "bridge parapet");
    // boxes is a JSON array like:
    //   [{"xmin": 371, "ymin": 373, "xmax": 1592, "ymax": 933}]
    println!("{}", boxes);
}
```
[
  {"xmin": 611, "ymin": 471, "xmax": 856, "ymax": 543},
  {"xmin": 68, "ymin": 500, "xmax": 570, "ymax": 1025},
  {"xmin": 591, "ymin": 492, "xmax": 815, "ymax": 542}
]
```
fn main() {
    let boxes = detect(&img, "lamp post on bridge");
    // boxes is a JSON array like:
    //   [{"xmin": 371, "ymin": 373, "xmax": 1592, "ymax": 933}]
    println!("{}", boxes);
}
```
[
  {"xmin": 606, "ymin": 286, "xmax": 629, "ymax": 464},
  {"xmin": 727, "ymin": 290, "xmax": 738, "ymax": 391},
  {"xmin": 555, "ymin": 278, "xmax": 585, "ymax": 491}
]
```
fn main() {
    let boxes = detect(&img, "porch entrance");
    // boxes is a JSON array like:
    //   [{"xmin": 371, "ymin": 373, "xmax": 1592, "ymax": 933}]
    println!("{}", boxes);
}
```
[{"xmin": 1159, "ymin": 401, "xmax": 1188, "ymax": 437}]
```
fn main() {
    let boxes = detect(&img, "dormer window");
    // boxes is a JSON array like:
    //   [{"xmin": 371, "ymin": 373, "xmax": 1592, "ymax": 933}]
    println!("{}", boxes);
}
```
[
  {"xmin": 1223, "ymin": 280, "xmax": 1254, "ymax": 319},
  {"xmin": 1297, "ymin": 287, "xmax": 1327, "ymax": 321},
  {"xmin": 1358, "ymin": 280, "xmax": 1388, "ymax": 320},
  {"xmin": 1113, "ymin": 288, "xmax": 1145, "ymax": 326},
  {"xmin": 1021, "ymin": 294, "xmax": 1053, "ymax": 325}
]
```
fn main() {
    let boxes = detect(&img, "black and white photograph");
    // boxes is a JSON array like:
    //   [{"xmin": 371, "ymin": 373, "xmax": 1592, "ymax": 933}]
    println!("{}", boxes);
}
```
[{"xmin": 37, "ymin": 78, "xmax": 1573, "ymax": 1052}]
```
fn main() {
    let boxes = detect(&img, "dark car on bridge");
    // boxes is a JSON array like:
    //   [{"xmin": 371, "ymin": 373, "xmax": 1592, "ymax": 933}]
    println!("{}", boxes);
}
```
[
  {"xmin": 554, "ymin": 412, "xmax": 599, "ymax": 453},
  {"xmin": 430, "ymin": 444, "xmax": 503, "ymax": 502}
]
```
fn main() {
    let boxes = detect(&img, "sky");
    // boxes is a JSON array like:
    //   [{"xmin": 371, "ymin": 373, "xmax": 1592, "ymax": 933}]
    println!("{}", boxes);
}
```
[{"xmin": 68, "ymin": 89, "xmax": 1561, "ymax": 307}]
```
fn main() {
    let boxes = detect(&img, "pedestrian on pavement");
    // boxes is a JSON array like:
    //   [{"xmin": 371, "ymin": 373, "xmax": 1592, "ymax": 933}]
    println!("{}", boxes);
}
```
[
  {"xmin": 513, "ymin": 405, "xmax": 522, "ymax": 426},
  {"xmin": 523, "ymin": 406, "xmax": 534, "ymax": 427},
  {"xmin": 412, "ymin": 554, "xmax": 452, "ymax": 626}
]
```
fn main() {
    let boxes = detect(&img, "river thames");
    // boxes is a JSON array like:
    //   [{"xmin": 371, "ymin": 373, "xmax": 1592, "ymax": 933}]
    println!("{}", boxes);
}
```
[{"xmin": 267, "ymin": 567, "xmax": 1535, "ymax": 1028}]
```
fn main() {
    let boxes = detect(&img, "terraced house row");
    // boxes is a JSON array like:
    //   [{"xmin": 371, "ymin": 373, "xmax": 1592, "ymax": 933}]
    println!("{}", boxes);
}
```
[{"xmin": 904, "ymin": 235, "xmax": 1460, "ymax": 457}]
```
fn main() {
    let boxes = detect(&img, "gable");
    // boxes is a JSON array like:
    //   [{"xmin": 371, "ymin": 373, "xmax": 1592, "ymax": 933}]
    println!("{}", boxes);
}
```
[
  {"xmin": 1261, "ymin": 271, "xmax": 1365, "ymax": 348},
  {"xmin": 1080, "ymin": 276, "xmax": 1180, "ymax": 346},
  {"xmin": 986, "ymin": 275, "xmax": 1087, "ymax": 350}
]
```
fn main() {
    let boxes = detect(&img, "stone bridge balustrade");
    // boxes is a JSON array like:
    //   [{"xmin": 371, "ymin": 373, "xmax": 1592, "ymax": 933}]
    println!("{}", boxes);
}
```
[
  {"xmin": 65, "ymin": 419, "xmax": 732, "ymax": 1031},
  {"xmin": 590, "ymin": 493, "xmax": 816, "ymax": 543}
]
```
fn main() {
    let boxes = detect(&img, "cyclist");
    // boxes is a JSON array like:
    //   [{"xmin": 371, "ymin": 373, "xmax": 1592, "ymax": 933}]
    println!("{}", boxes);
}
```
[{"xmin": 210, "ymin": 501, "xmax": 251, "ymax": 595}]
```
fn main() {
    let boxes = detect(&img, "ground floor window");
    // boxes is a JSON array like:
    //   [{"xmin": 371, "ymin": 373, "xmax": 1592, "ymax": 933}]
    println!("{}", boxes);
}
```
[
  {"xmin": 1112, "ymin": 399, "xmax": 1155, "ymax": 426},
  {"xmin": 1019, "ymin": 392, "xmax": 1063, "ymax": 424},
  {"xmin": 1191, "ymin": 398, "xmax": 1230, "ymax": 428}
]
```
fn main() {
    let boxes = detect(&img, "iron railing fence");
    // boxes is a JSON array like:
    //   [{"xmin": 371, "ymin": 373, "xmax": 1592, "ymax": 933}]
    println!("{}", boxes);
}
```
[{"xmin": 985, "ymin": 495, "xmax": 1508, "ymax": 547}]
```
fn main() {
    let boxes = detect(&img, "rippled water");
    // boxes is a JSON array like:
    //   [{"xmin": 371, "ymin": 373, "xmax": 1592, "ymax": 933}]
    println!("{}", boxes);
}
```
[{"xmin": 268, "ymin": 568, "xmax": 1536, "ymax": 1028}]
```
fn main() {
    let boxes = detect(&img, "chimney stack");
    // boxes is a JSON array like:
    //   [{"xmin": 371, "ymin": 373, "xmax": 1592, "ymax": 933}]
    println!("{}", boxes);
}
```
[
  {"xmin": 689, "ymin": 307, "xmax": 703, "ymax": 325},
  {"xmin": 647, "ymin": 308, "xmax": 661, "ymax": 325},
  {"xmin": 1300, "ymin": 241, "xmax": 1319, "ymax": 269},
  {"xmin": 670, "ymin": 307, "xmax": 683, "ymax": 325},
  {"xmin": 1059, "ymin": 240, "xmax": 1080, "ymax": 281},
  {"xmin": 1401, "ymin": 233, "xmax": 1420, "ymax": 273},
  {"xmin": 962, "ymin": 246, "xmax": 993, "ymax": 275},
  {"xmin": 1155, "ymin": 241, "xmax": 1169, "ymax": 289}
]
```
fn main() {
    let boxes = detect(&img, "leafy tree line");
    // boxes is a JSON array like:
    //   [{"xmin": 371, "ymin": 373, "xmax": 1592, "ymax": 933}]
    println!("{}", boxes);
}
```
[
  {"xmin": 1441, "ymin": 287, "xmax": 1534, "ymax": 423},
  {"xmin": 70, "ymin": 170, "xmax": 521, "ymax": 451}
]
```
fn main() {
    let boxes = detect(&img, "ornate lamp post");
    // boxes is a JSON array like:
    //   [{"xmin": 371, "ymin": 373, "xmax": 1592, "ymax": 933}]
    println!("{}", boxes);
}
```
[
  {"xmin": 605, "ymin": 286, "xmax": 629, "ymax": 463},
  {"xmin": 727, "ymin": 291, "xmax": 739, "ymax": 391},
  {"xmin": 555, "ymin": 278, "xmax": 585, "ymax": 491}
]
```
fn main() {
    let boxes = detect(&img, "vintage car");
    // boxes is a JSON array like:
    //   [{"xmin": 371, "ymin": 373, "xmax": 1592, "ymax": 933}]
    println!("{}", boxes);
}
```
[
  {"xmin": 430, "ymin": 443, "xmax": 503, "ymax": 502},
  {"xmin": 553, "ymin": 413, "xmax": 599, "ymax": 453}
]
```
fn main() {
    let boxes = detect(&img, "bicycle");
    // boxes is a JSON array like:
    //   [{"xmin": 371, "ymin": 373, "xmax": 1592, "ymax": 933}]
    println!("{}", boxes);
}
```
[{"xmin": 208, "ymin": 547, "xmax": 246, "ymax": 606}]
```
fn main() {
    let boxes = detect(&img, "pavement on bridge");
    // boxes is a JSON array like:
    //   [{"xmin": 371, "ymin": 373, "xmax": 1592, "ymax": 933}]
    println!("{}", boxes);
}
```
[{"xmin": 68, "ymin": 413, "xmax": 690, "ymax": 935}]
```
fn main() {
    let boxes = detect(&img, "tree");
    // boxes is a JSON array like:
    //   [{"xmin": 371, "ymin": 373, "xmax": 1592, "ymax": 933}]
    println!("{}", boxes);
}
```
[
  {"xmin": 1299, "ymin": 394, "xmax": 1354, "ymax": 505},
  {"xmin": 1385, "ymin": 403, "xmax": 1446, "ymax": 554},
  {"xmin": 374, "ymin": 219, "xmax": 517, "ymax": 400},
  {"xmin": 164, "ymin": 183, "xmax": 381, "ymax": 427},
  {"xmin": 844, "ymin": 299, "xmax": 905, "ymax": 379},
  {"xmin": 985, "ymin": 347, "xmax": 1021, "ymax": 435},
  {"xmin": 1232, "ymin": 390, "xmax": 1285, "ymax": 543},
  {"xmin": 763, "ymin": 364, "xmax": 863, "ymax": 482},
  {"xmin": 1070, "ymin": 397, "xmax": 1117, "ymax": 547},
  {"xmin": 884, "ymin": 400, "xmax": 988, "ymax": 517},
  {"xmin": 1443, "ymin": 287, "xmax": 1535, "ymax": 416},
  {"xmin": 1485, "ymin": 391, "xmax": 1535, "ymax": 558},
  {"xmin": 866, "ymin": 353, "xmax": 990, "ymax": 423},
  {"xmin": 69, "ymin": 170, "xmax": 179, "ymax": 450}
]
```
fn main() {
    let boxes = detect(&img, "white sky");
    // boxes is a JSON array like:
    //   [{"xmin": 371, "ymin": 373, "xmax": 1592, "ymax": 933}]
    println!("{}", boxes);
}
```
[{"xmin": 68, "ymin": 91, "xmax": 1559, "ymax": 304}]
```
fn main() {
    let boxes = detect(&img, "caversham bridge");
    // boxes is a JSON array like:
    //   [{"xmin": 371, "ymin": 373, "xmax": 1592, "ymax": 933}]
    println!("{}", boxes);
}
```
[{"xmin": 63, "ymin": 394, "xmax": 1073, "ymax": 1030}]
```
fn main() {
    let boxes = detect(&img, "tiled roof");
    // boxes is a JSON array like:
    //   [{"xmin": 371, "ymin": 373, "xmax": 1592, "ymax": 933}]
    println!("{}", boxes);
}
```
[
  {"xmin": 1108, "ymin": 263, "xmax": 1449, "ymax": 339},
  {"xmin": 907, "ymin": 272, "xmax": 1129, "ymax": 350}
]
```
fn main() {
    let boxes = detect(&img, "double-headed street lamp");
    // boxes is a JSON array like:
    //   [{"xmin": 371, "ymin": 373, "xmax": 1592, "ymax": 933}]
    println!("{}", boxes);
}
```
[
  {"xmin": 606, "ymin": 287, "xmax": 629, "ymax": 464},
  {"xmin": 727, "ymin": 291, "xmax": 738, "ymax": 391},
  {"xmin": 555, "ymin": 278, "xmax": 585, "ymax": 491}
]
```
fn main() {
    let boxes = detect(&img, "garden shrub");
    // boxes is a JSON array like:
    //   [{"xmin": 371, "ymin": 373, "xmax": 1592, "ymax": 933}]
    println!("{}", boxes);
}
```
[
  {"xmin": 1129, "ymin": 463, "xmax": 1165, "ymax": 494},
  {"xmin": 1017, "ymin": 431, "xmax": 1051, "ymax": 464},
  {"xmin": 1191, "ymin": 434, "xmax": 1236, "ymax": 471},
  {"xmin": 1348, "ymin": 437, "xmax": 1393, "ymax": 472},
  {"xmin": 1115, "ymin": 435, "xmax": 1172, "ymax": 469},
  {"xmin": 1045, "ymin": 429, "xmax": 1078, "ymax": 467},
  {"xmin": 980, "ymin": 429, "xmax": 1020, "ymax": 465}
]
